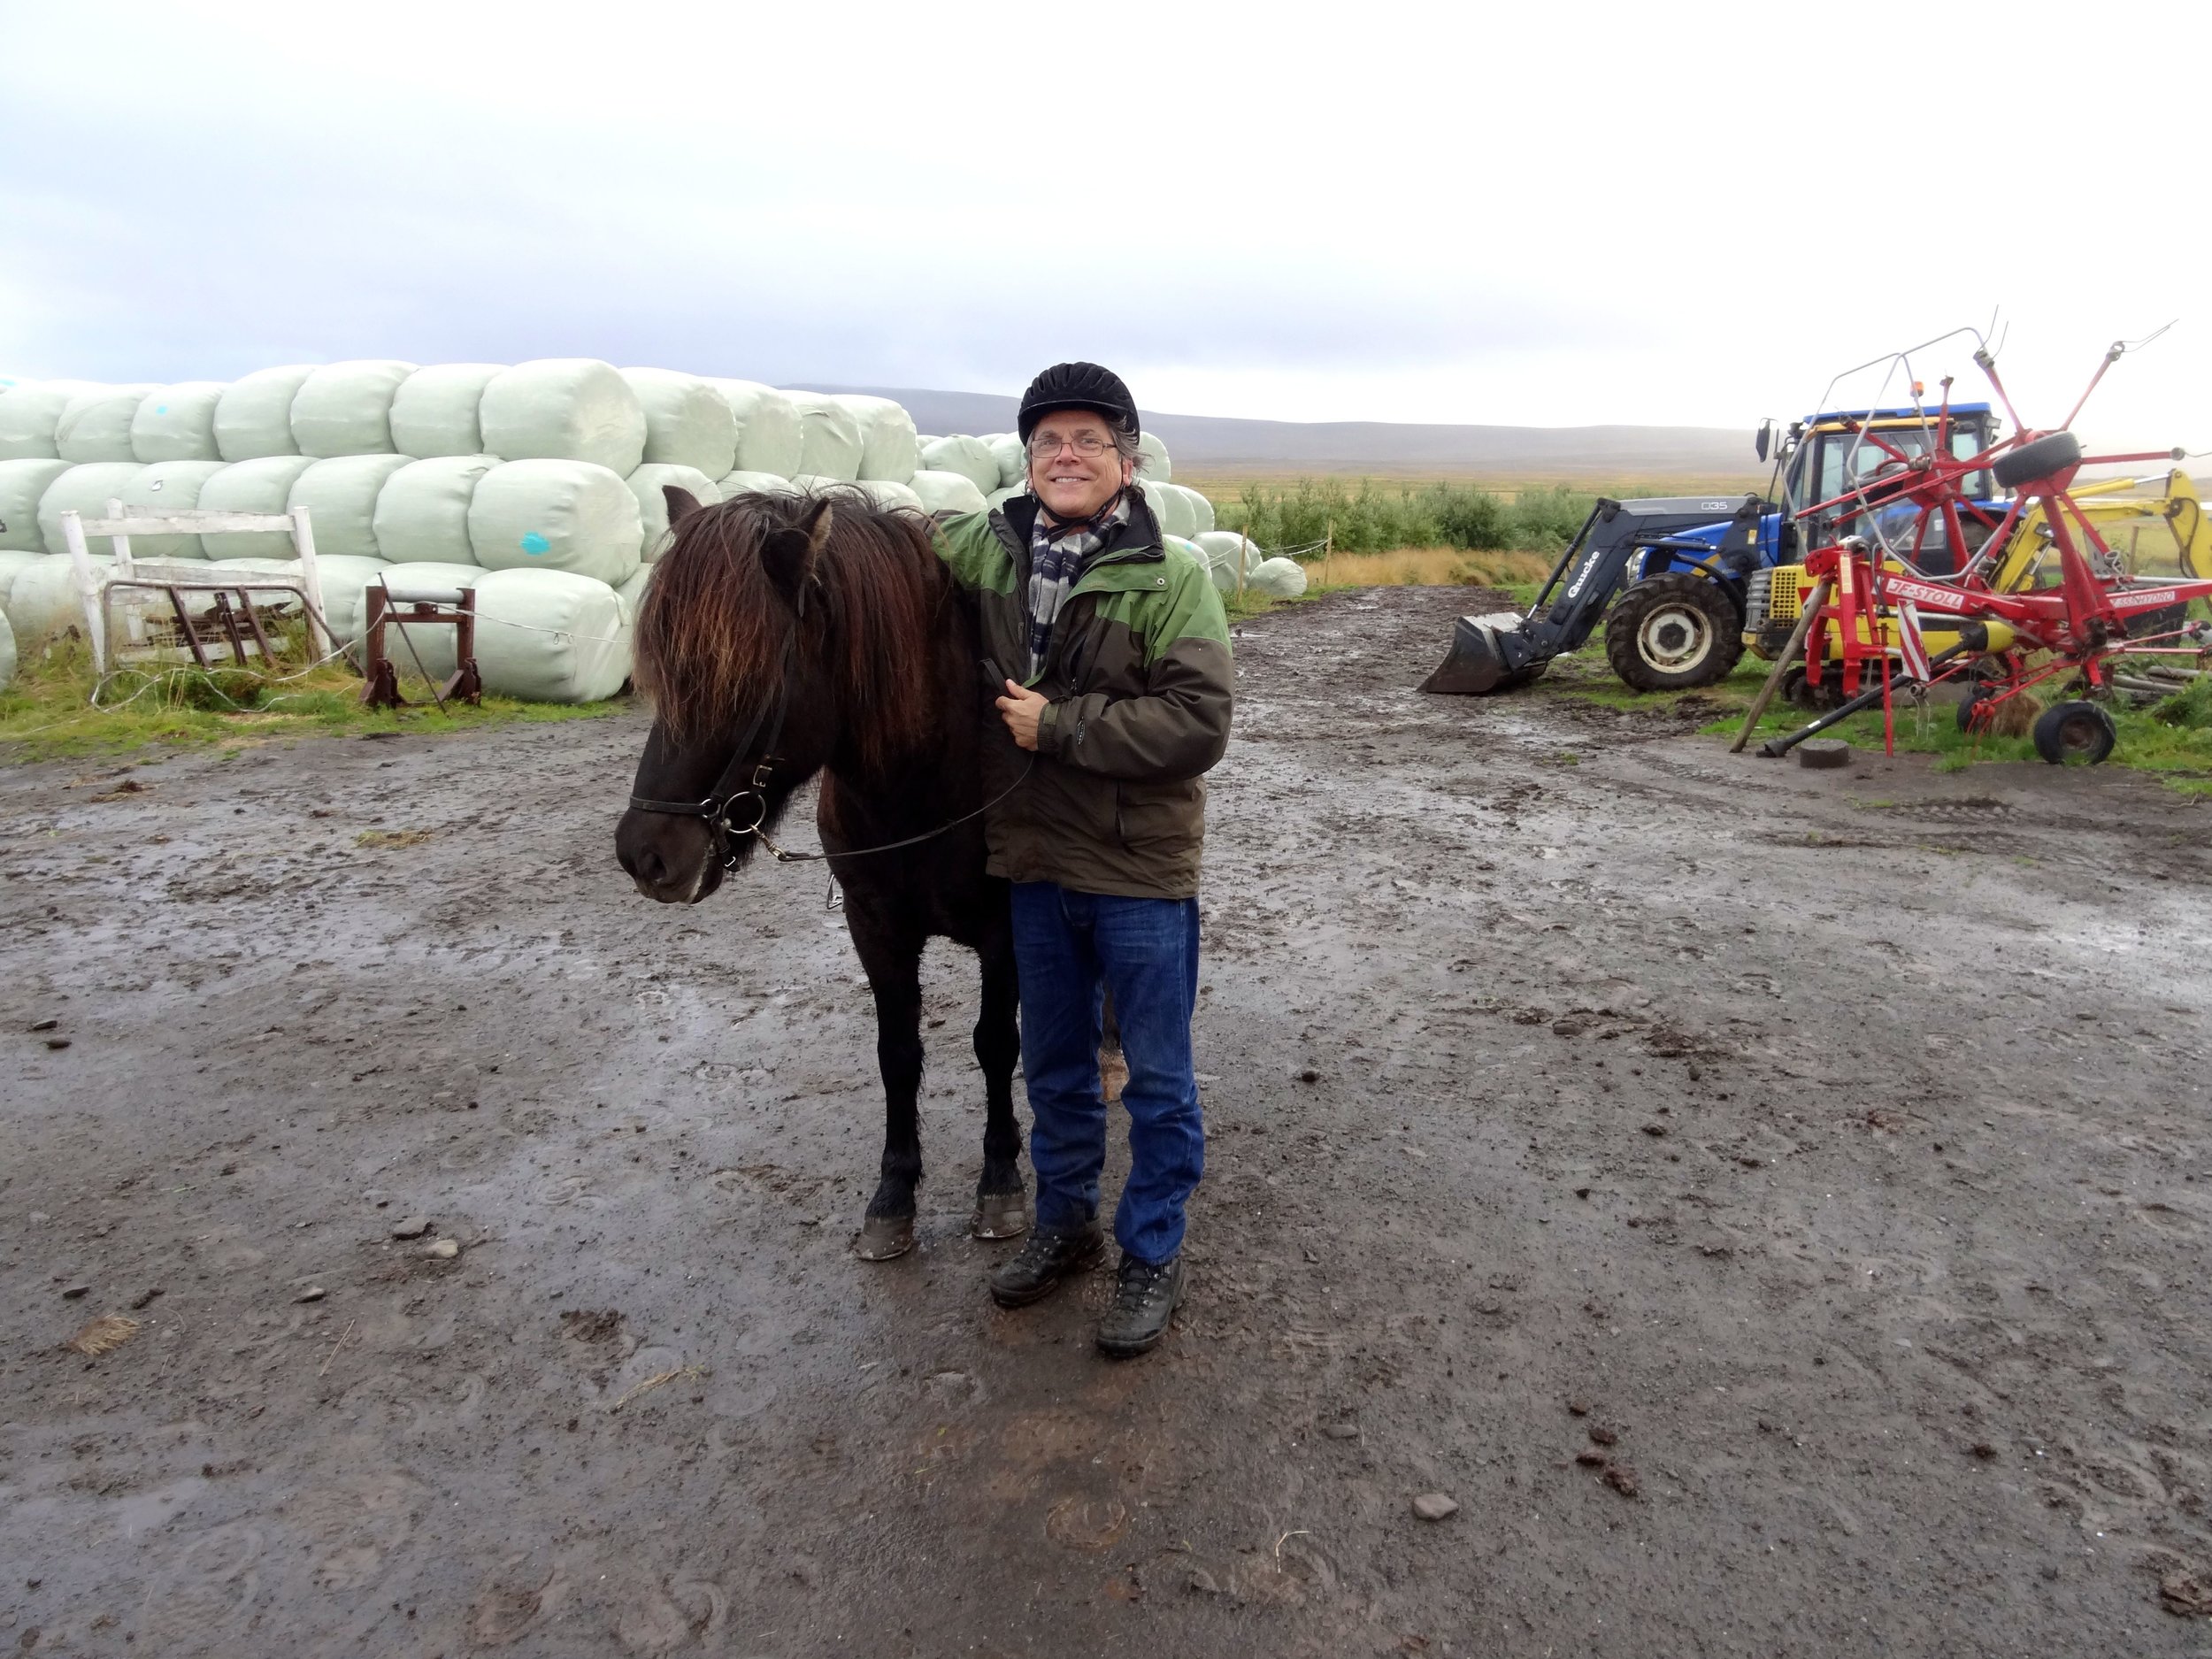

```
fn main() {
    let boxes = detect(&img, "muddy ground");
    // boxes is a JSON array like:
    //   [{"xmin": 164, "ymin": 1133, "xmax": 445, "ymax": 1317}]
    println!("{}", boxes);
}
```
[{"xmin": 4, "ymin": 583, "xmax": 2212, "ymax": 1656}]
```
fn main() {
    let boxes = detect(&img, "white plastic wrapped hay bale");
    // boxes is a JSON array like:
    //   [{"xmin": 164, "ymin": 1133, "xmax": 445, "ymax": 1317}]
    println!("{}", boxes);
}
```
[
  {"xmin": 918, "ymin": 435, "xmax": 999, "ymax": 495},
  {"xmin": 716, "ymin": 469, "xmax": 795, "ymax": 499},
  {"xmin": 130, "ymin": 383, "xmax": 227, "ymax": 462},
  {"xmin": 288, "ymin": 455, "xmax": 413, "ymax": 560},
  {"xmin": 1248, "ymin": 557, "xmax": 1308, "ymax": 599},
  {"xmin": 196, "ymin": 457, "xmax": 317, "ymax": 557},
  {"xmin": 0, "ymin": 381, "xmax": 104, "ymax": 461},
  {"xmin": 0, "ymin": 605, "xmax": 15, "ymax": 692},
  {"xmin": 710, "ymin": 380, "xmax": 803, "ymax": 478},
  {"xmin": 626, "ymin": 463, "xmax": 721, "ymax": 562},
  {"xmin": 467, "ymin": 458, "xmax": 642, "ymax": 587},
  {"xmin": 288, "ymin": 360, "xmax": 416, "ymax": 457},
  {"xmin": 214, "ymin": 365, "xmax": 315, "ymax": 460},
  {"xmin": 213, "ymin": 553, "xmax": 394, "ymax": 653},
  {"xmin": 854, "ymin": 480, "xmax": 924, "ymax": 512},
  {"xmin": 1182, "ymin": 486, "xmax": 1216, "ymax": 535},
  {"xmin": 0, "ymin": 550, "xmax": 41, "ymax": 614},
  {"xmin": 57, "ymin": 388, "xmax": 158, "ymax": 463},
  {"xmin": 1193, "ymin": 530, "xmax": 1256, "ymax": 586},
  {"xmin": 786, "ymin": 393, "xmax": 864, "ymax": 481},
  {"xmin": 472, "ymin": 568, "xmax": 631, "ymax": 703},
  {"xmin": 616, "ymin": 563, "xmax": 651, "ymax": 623},
  {"xmin": 119, "ymin": 461, "xmax": 227, "ymax": 557},
  {"xmin": 985, "ymin": 484, "xmax": 1025, "ymax": 512},
  {"xmin": 1, "ymin": 460, "xmax": 71, "ymax": 550},
  {"xmin": 983, "ymin": 433, "xmax": 1027, "ymax": 489},
  {"xmin": 836, "ymin": 395, "xmax": 918, "ymax": 484},
  {"xmin": 389, "ymin": 364, "xmax": 503, "ymax": 457},
  {"xmin": 908, "ymin": 470, "xmax": 988, "ymax": 517},
  {"xmin": 479, "ymin": 359, "xmax": 646, "ymax": 475},
  {"xmin": 4, "ymin": 554, "xmax": 106, "ymax": 646},
  {"xmin": 622, "ymin": 369, "xmax": 739, "ymax": 478},
  {"xmin": 36, "ymin": 463, "xmax": 144, "ymax": 555},
  {"xmin": 1137, "ymin": 431, "xmax": 1171, "ymax": 481},
  {"xmin": 373, "ymin": 456, "xmax": 499, "ymax": 565},
  {"xmin": 1142, "ymin": 481, "xmax": 1196, "ymax": 540}
]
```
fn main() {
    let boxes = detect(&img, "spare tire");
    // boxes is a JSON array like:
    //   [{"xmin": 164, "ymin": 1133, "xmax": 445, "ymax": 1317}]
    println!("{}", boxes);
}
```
[{"xmin": 1993, "ymin": 431, "xmax": 2083, "ymax": 490}]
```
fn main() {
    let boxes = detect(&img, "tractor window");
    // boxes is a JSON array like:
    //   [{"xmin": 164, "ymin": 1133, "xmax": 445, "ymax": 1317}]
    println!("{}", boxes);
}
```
[{"xmin": 1812, "ymin": 422, "xmax": 1997, "ymax": 507}]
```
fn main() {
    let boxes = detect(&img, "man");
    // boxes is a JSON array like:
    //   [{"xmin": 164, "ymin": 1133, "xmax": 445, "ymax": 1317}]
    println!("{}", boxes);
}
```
[{"xmin": 932, "ymin": 363, "xmax": 1233, "ymax": 1357}]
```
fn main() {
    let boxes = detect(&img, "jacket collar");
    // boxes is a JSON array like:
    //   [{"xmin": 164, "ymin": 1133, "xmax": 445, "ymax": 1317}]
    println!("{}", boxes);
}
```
[{"xmin": 996, "ymin": 488, "xmax": 1164, "ymax": 567}]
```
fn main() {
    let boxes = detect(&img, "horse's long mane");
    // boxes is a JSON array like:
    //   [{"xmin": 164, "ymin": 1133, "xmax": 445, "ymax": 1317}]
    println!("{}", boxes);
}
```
[{"xmin": 633, "ymin": 488, "xmax": 952, "ymax": 771}]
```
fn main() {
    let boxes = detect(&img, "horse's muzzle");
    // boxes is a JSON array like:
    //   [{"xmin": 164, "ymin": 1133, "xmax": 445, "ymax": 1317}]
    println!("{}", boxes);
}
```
[{"xmin": 616, "ymin": 809, "xmax": 723, "ymax": 904}]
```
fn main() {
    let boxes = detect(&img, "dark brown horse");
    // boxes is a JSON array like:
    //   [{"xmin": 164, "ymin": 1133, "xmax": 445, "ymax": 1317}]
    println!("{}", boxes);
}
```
[{"xmin": 615, "ymin": 488, "xmax": 1026, "ymax": 1259}]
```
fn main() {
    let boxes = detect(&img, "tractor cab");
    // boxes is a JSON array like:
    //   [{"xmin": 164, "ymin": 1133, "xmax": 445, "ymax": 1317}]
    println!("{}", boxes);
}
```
[{"xmin": 1759, "ymin": 403, "xmax": 2002, "ymax": 572}]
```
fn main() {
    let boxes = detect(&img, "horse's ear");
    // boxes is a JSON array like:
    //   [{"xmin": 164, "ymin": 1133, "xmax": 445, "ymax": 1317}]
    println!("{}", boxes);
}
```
[
  {"xmin": 761, "ymin": 497, "xmax": 834, "ymax": 608},
  {"xmin": 663, "ymin": 484, "xmax": 703, "ymax": 526}
]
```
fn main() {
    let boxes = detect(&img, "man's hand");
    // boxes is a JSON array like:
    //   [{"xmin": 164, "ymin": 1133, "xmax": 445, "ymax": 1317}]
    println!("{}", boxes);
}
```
[{"xmin": 995, "ymin": 680, "xmax": 1048, "ymax": 751}]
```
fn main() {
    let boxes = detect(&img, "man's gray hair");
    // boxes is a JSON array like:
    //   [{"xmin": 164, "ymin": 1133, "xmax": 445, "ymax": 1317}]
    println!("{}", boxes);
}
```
[{"xmin": 1110, "ymin": 419, "xmax": 1147, "ymax": 474}]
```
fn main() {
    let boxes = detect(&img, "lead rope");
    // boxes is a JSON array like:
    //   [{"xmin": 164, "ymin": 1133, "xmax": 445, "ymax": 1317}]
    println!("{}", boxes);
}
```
[{"xmin": 752, "ymin": 756, "xmax": 1035, "ymax": 864}]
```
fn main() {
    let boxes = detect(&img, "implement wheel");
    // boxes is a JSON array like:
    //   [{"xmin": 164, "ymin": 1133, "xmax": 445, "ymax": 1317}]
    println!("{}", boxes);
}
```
[
  {"xmin": 2031, "ymin": 699, "xmax": 2116, "ymax": 765},
  {"xmin": 1605, "ymin": 573, "xmax": 1745, "ymax": 692}
]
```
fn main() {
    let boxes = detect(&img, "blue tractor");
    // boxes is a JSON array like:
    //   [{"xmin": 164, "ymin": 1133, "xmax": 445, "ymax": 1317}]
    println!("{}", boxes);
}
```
[{"xmin": 1420, "ymin": 403, "xmax": 2004, "ymax": 695}]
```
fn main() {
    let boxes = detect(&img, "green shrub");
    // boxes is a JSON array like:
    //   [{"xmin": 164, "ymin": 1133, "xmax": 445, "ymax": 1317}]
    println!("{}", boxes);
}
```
[{"xmin": 1217, "ymin": 478, "xmax": 1598, "ymax": 557}]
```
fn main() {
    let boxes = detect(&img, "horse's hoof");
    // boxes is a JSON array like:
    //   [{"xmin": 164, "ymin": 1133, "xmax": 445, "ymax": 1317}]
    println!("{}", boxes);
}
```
[
  {"xmin": 970, "ymin": 1193, "xmax": 1032, "ymax": 1240},
  {"xmin": 854, "ymin": 1216, "xmax": 917, "ymax": 1261}
]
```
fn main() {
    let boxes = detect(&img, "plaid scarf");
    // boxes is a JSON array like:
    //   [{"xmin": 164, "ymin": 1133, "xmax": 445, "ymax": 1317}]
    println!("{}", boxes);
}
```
[{"xmin": 1024, "ymin": 488, "xmax": 1129, "ymax": 675}]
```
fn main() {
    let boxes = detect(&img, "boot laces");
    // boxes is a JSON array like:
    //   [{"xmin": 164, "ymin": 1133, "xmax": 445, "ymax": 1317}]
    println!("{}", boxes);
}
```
[{"xmin": 1114, "ymin": 1256, "xmax": 1173, "ymax": 1310}]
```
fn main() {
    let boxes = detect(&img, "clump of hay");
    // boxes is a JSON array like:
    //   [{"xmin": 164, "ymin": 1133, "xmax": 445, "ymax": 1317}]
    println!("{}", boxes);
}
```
[{"xmin": 65, "ymin": 1315, "xmax": 140, "ymax": 1356}]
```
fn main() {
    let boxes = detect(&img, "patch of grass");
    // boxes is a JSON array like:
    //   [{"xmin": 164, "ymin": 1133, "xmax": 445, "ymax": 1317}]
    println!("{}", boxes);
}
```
[
  {"xmin": 1702, "ymin": 670, "xmax": 2212, "ymax": 793},
  {"xmin": 0, "ymin": 637, "xmax": 623, "ymax": 764}
]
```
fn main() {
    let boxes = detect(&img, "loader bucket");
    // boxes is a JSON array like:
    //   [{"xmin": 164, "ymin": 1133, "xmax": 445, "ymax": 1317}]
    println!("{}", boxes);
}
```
[{"xmin": 1420, "ymin": 611, "xmax": 1535, "ymax": 695}]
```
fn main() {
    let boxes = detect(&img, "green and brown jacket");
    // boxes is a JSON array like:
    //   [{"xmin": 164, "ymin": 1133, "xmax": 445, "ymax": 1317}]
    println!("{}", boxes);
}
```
[{"xmin": 933, "ymin": 487, "xmax": 1233, "ymax": 900}]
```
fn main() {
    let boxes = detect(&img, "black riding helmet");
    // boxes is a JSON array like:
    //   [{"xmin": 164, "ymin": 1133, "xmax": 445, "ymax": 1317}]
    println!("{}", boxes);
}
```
[{"xmin": 1017, "ymin": 362, "xmax": 1141, "ymax": 445}]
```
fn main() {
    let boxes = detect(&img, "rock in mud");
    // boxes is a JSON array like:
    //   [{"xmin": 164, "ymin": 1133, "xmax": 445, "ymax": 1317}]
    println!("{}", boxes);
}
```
[
  {"xmin": 426, "ymin": 1239, "xmax": 460, "ymax": 1259},
  {"xmin": 1411, "ymin": 1493, "xmax": 1459, "ymax": 1522},
  {"xmin": 391, "ymin": 1216, "xmax": 431, "ymax": 1240}
]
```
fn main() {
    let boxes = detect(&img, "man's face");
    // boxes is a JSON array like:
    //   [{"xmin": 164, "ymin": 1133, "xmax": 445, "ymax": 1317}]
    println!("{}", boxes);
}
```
[{"xmin": 1028, "ymin": 410, "xmax": 1133, "ymax": 521}]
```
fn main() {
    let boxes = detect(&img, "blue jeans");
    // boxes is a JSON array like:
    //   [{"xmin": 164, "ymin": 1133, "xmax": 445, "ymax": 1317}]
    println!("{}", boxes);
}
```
[{"xmin": 1010, "ymin": 881, "xmax": 1204, "ymax": 1265}]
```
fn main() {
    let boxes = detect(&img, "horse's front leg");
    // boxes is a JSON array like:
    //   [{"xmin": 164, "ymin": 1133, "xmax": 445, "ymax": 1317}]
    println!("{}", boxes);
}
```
[
  {"xmin": 971, "ymin": 931, "xmax": 1029, "ymax": 1240},
  {"xmin": 849, "ymin": 912, "xmax": 925, "ymax": 1262}
]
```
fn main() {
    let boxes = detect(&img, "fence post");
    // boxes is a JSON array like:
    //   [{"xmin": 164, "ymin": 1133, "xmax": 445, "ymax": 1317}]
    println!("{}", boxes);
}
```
[{"xmin": 1324, "ymin": 518, "xmax": 1333, "ymax": 588}]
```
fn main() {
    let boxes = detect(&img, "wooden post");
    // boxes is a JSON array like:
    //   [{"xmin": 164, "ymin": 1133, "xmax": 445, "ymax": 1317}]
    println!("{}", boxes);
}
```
[
  {"xmin": 1235, "ymin": 530, "xmax": 1248, "ymax": 603},
  {"xmin": 1731, "ymin": 577, "xmax": 1832, "ymax": 753},
  {"xmin": 290, "ymin": 505, "xmax": 329, "ymax": 658},
  {"xmin": 1324, "ymin": 518, "xmax": 1334, "ymax": 588},
  {"xmin": 61, "ymin": 511, "xmax": 107, "ymax": 674}
]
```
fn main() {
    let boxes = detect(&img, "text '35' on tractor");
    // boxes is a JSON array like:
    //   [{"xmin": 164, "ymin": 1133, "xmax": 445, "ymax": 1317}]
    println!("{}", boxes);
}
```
[{"xmin": 1419, "ymin": 398, "xmax": 2008, "ymax": 698}]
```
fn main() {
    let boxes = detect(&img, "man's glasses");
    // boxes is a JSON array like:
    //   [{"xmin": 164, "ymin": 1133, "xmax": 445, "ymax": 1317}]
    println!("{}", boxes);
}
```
[{"xmin": 1027, "ymin": 433, "xmax": 1118, "ymax": 459}]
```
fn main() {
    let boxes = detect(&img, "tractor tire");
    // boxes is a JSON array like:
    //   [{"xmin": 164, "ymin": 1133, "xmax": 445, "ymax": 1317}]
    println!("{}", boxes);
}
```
[
  {"xmin": 1604, "ymin": 573, "xmax": 1745, "ymax": 692},
  {"xmin": 2031, "ymin": 699, "xmax": 2116, "ymax": 765},
  {"xmin": 1993, "ymin": 430, "xmax": 2084, "ymax": 490}
]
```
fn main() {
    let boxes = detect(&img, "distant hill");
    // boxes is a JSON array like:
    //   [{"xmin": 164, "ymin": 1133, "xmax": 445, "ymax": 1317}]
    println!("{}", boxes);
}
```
[{"xmin": 787, "ymin": 384, "xmax": 1762, "ymax": 480}]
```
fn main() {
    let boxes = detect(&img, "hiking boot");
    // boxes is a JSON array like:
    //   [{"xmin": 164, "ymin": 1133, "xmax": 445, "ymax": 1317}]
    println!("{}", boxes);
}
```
[
  {"xmin": 1096, "ymin": 1253, "xmax": 1184, "ymax": 1357},
  {"xmin": 988, "ymin": 1223, "xmax": 1104, "ymax": 1309}
]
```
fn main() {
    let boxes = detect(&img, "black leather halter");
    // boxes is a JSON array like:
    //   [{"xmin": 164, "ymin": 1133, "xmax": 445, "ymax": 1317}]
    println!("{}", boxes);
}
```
[{"xmin": 626, "ymin": 628, "xmax": 798, "ymax": 871}]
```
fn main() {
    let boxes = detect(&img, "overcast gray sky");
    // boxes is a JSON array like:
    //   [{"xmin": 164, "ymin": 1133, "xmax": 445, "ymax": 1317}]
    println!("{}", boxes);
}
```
[{"xmin": 4, "ymin": 0, "xmax": 2204, "ymax": 449}]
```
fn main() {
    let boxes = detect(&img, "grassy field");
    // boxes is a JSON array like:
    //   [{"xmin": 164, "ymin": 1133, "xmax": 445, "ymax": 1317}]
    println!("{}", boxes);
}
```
[
  {"xmin": 0, "ymin": 639, "xmax": 619, "ymax": 764},
  {"xmin": 1179, "ymin": 469, "xmax": 1768, "ymax": 501}
]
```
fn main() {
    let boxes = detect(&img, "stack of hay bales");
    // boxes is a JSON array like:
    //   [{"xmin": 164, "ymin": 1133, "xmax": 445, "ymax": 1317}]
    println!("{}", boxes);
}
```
[{"xmin": 0, "ymin": 362, "xmax": 964, "ymax": 702}]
